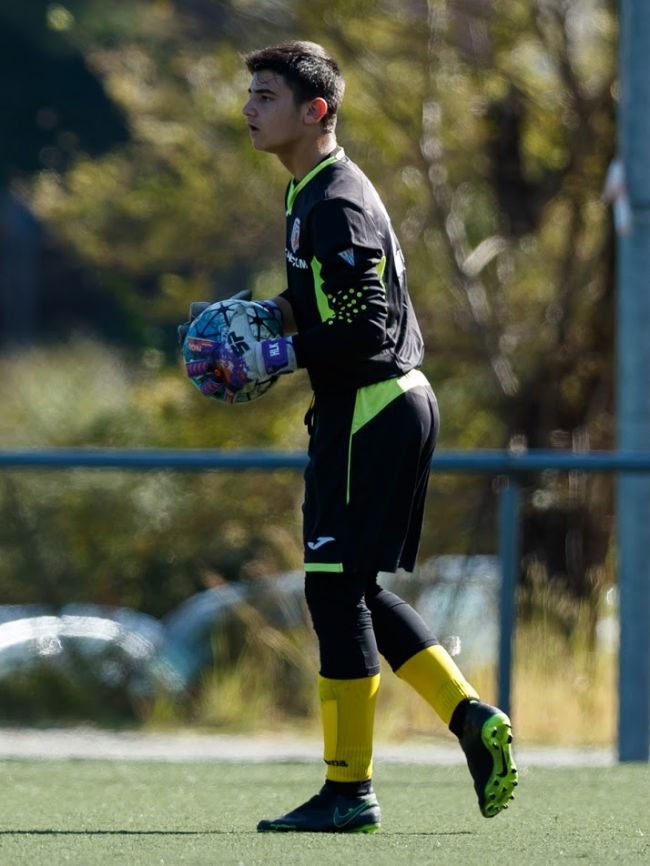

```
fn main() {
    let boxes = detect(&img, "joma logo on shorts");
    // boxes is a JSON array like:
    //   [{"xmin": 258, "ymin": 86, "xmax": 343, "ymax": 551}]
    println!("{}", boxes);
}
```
[{"xmin": 307, "ymin": 536, "xmax": 335, "ymax": 550}]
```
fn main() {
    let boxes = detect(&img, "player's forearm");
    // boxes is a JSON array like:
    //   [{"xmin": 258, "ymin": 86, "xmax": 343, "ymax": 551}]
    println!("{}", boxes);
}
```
[{"xmin": 291, "ymin": 300, "xmax": 387, "ymax": 369}]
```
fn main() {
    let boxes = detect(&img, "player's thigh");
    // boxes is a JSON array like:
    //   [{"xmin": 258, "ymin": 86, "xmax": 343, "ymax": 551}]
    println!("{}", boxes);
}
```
[{"xmin": 348, "ymin": 384, "xmax": 438, "ymax": 518}]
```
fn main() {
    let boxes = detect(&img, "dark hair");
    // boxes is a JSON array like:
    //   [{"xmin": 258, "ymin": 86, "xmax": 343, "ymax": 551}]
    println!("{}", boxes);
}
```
[{"xmin": 243, "ymin": 41, "xmax": 345, "ymax": 132}]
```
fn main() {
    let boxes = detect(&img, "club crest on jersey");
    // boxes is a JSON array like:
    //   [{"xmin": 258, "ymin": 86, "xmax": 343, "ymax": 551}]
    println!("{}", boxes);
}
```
[{"xmin": 290, "ymin": 218, "xmax": 301, "ymax": 253}]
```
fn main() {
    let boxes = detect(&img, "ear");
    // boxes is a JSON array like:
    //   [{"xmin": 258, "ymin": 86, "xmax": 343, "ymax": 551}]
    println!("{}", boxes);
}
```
[{"xmin": 304, "ymin": 97, "xmax": 329, "ymax": 125}]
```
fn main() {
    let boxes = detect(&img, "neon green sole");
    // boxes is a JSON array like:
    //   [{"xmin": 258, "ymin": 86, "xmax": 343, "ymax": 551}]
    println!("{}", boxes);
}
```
[{"xmin": 479, "ymin": 712, "xmax": 519, "ymax": 818}]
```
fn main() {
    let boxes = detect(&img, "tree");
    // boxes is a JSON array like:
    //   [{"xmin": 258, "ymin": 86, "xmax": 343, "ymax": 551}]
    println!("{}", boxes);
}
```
[{"xmin": 0, "ymin": 1, "xmax": 129, "ymax": 344}]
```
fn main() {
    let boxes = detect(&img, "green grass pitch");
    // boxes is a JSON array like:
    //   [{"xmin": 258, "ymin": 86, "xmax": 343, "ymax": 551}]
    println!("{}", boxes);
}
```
[{"xmin": 0, "ymin": 760, "xmax": 647, "ymax": 865}]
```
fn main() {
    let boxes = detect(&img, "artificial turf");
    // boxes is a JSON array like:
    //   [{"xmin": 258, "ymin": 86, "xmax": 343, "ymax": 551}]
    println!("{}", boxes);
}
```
[{"xmin": 0, "ymin": 759, "xmax": 647, "ymax": 865}]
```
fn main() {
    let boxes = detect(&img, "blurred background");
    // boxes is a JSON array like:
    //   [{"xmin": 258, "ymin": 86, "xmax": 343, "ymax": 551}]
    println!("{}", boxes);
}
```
[{"xmin": 0, "ymin": 0, "xmax": 619, "ymax": 746}]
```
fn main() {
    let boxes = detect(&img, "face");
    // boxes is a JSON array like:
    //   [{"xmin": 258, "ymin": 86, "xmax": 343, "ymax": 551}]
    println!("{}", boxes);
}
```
[{"xmin": 242, "ymin": 70, "xmax": 307, "ymax": 155}]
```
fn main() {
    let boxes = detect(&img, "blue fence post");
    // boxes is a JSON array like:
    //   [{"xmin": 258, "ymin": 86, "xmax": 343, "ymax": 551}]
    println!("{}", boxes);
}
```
[
  {"xmin": 497, "ymin": 477, "xmax": 521, "ymax": 717},
  {"xmin": 617, "ymin": 0, "xmax": 650, "ymax": 766}
]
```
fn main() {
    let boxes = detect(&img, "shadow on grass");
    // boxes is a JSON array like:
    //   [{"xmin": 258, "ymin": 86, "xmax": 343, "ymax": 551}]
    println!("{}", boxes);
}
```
[
  {"xmin": 0, "ymin": 829, "xmax": 476, "ymax": 837},
  {"xmin": 0, "ymin": 830, "xmax": 231, "ymax": 836}
]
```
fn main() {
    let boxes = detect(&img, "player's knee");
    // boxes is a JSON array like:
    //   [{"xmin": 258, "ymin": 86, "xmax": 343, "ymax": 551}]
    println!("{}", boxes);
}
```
[
  {"xmin": 304, "ymin": 571, "xmax": 378, "ymax": 677},
  {"xmin": 304, "ymin": 571, "xmax": 366, "ymax": 635}
]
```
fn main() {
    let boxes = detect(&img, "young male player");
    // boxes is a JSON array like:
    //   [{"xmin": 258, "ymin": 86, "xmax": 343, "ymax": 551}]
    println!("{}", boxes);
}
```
[{"xmin": 185, "ymin": 40, "xmax": 517, "ymax": 833}]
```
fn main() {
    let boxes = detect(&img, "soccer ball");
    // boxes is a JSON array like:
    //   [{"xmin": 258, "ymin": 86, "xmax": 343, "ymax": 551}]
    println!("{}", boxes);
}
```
[{"xmin": 183, "ymin": 299, "xmax": 283, "ymax": 404}]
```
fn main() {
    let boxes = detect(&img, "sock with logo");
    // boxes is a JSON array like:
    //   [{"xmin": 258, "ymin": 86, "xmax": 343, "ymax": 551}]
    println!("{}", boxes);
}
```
[
  {"xmin": 396, "ymin": 645, "xmax": 479, "ymax": 725},
  {"xmin": 319, "ymin": 673, "xmax": 380, "ymax": 783}
]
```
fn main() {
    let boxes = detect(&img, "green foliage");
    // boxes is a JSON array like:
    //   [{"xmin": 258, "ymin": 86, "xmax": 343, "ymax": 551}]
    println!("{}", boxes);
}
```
[{"xmin": 0, "ymin": 1, "xmax": 128, "ymax": 180}]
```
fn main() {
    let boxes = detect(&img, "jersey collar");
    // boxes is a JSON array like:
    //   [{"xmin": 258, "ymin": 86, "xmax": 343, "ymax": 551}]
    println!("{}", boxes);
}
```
[{"xmin": 285, "ymin": 148, "xmax": 345, "ymax": 216}]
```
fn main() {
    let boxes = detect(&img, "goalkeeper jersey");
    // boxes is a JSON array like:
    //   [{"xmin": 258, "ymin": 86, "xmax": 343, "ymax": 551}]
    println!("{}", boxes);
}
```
[{"xmin": 280, "ymin": 148, "xmax": 424, "ymax": 394}]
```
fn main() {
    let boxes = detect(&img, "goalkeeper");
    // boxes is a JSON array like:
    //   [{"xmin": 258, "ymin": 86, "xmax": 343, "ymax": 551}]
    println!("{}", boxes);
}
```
[{"xmin": 184, "ymin": 40, "xmax": 517, "ymax": 833}]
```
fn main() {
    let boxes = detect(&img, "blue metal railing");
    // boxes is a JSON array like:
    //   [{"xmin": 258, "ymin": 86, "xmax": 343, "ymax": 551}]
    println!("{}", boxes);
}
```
[
  {"xmin": 2, "ymin": 447, "xmax": 650, "ymax": 759},
  {"xmin": 3, "ymin": 446, "xmax": 650, "ymax": 472}
]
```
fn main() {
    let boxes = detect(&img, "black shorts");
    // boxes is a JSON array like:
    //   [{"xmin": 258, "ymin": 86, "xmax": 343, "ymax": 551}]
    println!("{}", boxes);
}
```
[{"xmin": 303, "ymin": 369, "xmax": 439, "ymax": 575}]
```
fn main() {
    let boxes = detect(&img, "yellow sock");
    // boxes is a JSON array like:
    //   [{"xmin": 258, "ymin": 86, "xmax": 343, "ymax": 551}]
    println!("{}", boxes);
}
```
[
  {"xmin": 396, "ymin": 645, "xmax": 479, "ymax": 725},
  {"xmin": 319, "ymin": 674, "xmax": 380, "ymax": 782}
]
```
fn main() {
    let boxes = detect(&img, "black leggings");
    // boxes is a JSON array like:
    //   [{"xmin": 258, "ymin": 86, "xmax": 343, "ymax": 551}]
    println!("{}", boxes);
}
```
[{"xmin": 304, "ymin": 570, "xmax": 438, "ymax": 679}]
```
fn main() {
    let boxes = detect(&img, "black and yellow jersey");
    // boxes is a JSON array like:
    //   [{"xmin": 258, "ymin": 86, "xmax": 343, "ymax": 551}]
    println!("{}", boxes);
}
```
[{"xmin": 280, "ymin": 148, "xmax": 424, "ymax": 394}]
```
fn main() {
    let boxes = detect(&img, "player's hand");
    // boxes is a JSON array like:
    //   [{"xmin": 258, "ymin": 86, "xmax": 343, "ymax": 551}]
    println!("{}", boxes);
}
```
[
  {"xmin": 245, "ymin": 337, "xmax": 296, "ymax": 381},
  {"xmin": 184, "ymin": 340, "xmax": 227, "ymax": 396},
  {"xmin": 185, "ymin": 336, "xmax": 296, "ymax": 395}
]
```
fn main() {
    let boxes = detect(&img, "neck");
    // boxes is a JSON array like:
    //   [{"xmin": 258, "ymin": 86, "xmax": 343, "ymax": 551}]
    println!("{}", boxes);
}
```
[{"xmin": 277, "ymin": 133, "xmax": 338, "ymax": 181}]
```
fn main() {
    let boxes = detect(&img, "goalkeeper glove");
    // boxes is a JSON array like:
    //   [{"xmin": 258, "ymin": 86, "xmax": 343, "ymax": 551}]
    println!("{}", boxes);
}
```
[{"xmin": 186, "ymin": 336, "xmax": 297, "ymax": 394}]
